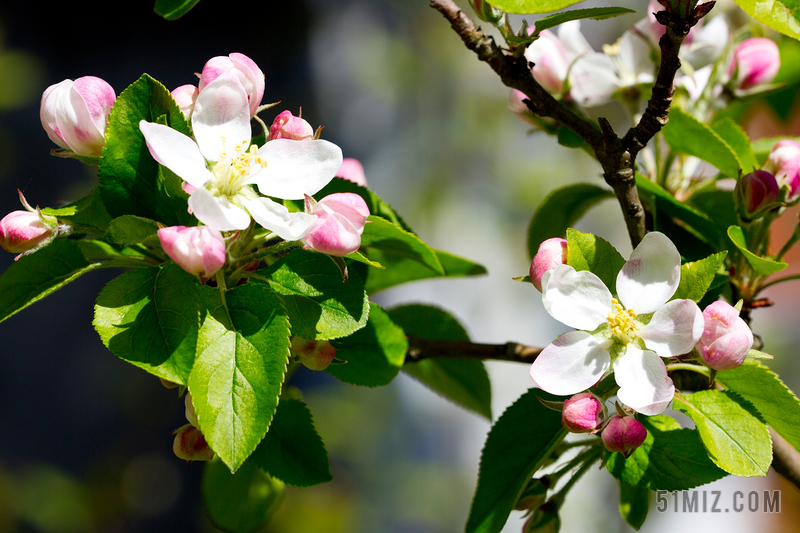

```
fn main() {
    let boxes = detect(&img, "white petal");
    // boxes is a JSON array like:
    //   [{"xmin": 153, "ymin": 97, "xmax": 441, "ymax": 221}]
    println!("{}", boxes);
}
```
[
  {"xmin": 242, "ymin": 197, "xmax": 317, "ymax": 241},
  {"xmin": 568, "ymin": 53, "xmax": 620, "ymax": 107},
  {"xmin": 557, "ymin": 21, "xmax": 593, "ymax": 57},
  {"xmin": 541, "ymin": 265, "xmax": 613, "ymax": 331},
  {"xmin": 637, "ymin": 299, "xmax": 704, "ymax": 357},
  {"xmin": 188, "ymin": 187, "xmax": 251, "ymax": 231},
  {"xmin": 616, "ymin": 232, "xmax": 680, "ymax": 314},
  {"xmin": 192, "ymin": 72, "xmax": 252, "ymax": 162},
  {"xmin": 254, "ymin": 139, "xmax": 343, "ymax": 200},
  {"xmin": 530, "ymin": 331, "xmax": 612, "ymax": 396},
  {"xmin": 139, "ymin": 121, "xmax": 214, "ymax": 188},
  {"xmin": 614, "ymin": 346, "xmax": 674, "ymax": 416}
]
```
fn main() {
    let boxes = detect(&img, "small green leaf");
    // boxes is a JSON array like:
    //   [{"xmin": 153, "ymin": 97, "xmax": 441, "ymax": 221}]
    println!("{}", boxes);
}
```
[
  {"xmin": 154, "ymin": 0, "xmax": 201, "ymax": 20},
  {"xmin": 619, "ymin": 481, "xmax": 650, "ymax": 531},
  {"xmin": 527, "ymin": 184, "xmax": 614, "ymax": 259},
  {"xmin": 673, "ymin": 390, "xmax": 772, "ymax": 477},
  {"xmin": 663, "ymin": 107, "xmax": 742, "ymax": 177},
  {"xmin": 730, "ymin": 0, "xmax": 800, "ymax": 40},
  {"xmin": 534, "ymin": 7, "xmax": 635, "ymax": 34},
  {"xmin": 727, "ymin": 225, "xmax": 788, "ymax": 275},
  {"xmin": 202, "ymin": 458, "xmax": 284, "ymax": 533},
  {"xmin": 104, "ymin": 215, "xmax": 160, "ymax": 246},
  {"xmin": 566, "ymin": 228, "xmax": 626, "ymax": 293},
  {"xmin": 490, "ymin": 0, "xmax": 586, "ymax": 14},
  {"xmin": 672, "ymin": 251, "xmax": 727, "ymax": 302},
  {"xmin": 41, "ymin": 186, "xmax": 112, "ymax": 232},
  {"xmin": 465, "ymin": 389, "xmax": 566, "ymax": 533},
  {"xmin": 435, "ymin": 249, "xmax": 488, "ymax": 278},
  {"xmin": 711, "ymin": 118, "xmax": 757, "ymax": 173}
]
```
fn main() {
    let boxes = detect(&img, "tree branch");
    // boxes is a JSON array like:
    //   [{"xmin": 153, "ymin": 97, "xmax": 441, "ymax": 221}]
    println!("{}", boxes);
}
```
[
  {"xmin": 769, "ymin": 428, "xmax": 800, "ymax": 493},
  {"xmin": 405, "ymin": 336, "xmax": 542, "ymax": 364}
]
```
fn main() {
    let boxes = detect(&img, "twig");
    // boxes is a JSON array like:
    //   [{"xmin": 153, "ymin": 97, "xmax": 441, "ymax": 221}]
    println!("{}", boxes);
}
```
[
  {"xmin": 769, "ymin": 428, "xmax": 800, "ymax": 492},
  {"xmin": 405, "ymin": 336, "xmax": 542, "ymax": 364}
]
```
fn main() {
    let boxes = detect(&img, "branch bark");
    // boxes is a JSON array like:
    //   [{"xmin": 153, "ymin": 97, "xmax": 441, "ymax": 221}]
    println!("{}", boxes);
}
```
[{"xmin": 405, "ymin": 336, "xmax": 542, "ymax": 364}]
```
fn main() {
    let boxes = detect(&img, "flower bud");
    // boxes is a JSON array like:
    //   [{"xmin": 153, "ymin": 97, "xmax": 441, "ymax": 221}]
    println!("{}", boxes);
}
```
[
  {"xmin": 530, "ymin": 238, "xmax": 568, "ymax": 292},
  {"xmin": 268, "ymin": 110, "xmax": 314, "ymax": 141},
  {"xmin": 762, "ymin": 140, "xmax": 800, "ymax": 204},
  {"xmin": 157, "ymin": 225, "xmax": 226, "ymax": 281},
  {"xmin": 523, "ymin": 31, "xmax": 572, "ymax": 95},
  {"xmin": 198, "ymin": 53, "xmax": 264, "ymax": 117},
  {"xmin": 303, "ymin": 193, "xmax": 370, "ymax": 257},
  {"xmin": 171, "ymin": 84, "xmax": 198, "ymax": 120},
  {"xmin": 0, "ymin": 210, "xmax": 56, "ymax": 254},
  {"xmin": 40, "ymin": 76, "xmax": 116, "ymax": 157},
  {"xmin": 561, "ymin": 392, "xmax": 604, "ymax": 433},
  {"xmin": 736, "ymin": 170, "xmax": 779, "ymax": 218},
  {"xmin": 522, "ymin": 507, "xmax": 560, "ymax": 533},
  {"xmin": 728, "ymin": 37, "xmax": 780, "ymax": 91},
  {"xmin": 601, "ymin": 415, "xmax": 647, "ymax": 457},
  {"xmin": 469, "ymin": 0, "xmax": 503, "ymax": 24},
  {"xmin": 337, "ymin": 158, "xmax": 369, "ymax": 188},
  {"xmin": 159, "ymin": 377, "xmax": 179, "ymax": 389},
  {"xmin": 185, "ymin": 392, "xmax": 200, "ymax": 428},
  {"xmin": 696, "ymin": 300, "xmax": 753, "ymax": 371},
  {"xmin": 172, "ymin": 424, "xmax": 214, "ymax": 463},
  {"xmin": 290, "ymin": 336, "xmax": 337, "ymax": 371}
]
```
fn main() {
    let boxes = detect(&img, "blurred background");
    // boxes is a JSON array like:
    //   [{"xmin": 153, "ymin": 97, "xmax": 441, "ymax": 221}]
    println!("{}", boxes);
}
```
[{"xmin": 0, "ymin": 0, "xmax": 798, "ymax": 531}]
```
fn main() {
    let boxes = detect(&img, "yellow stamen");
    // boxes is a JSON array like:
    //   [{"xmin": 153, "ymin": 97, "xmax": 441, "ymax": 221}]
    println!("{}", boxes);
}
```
[{"xmin": 607, "ymin": 298, "xmax": 637, "ymax": 343}]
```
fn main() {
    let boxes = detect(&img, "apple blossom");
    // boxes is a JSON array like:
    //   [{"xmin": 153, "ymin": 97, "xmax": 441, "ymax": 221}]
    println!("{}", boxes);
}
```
[
  {"xmin": 762, "ymin": 140, "xmax": 800, "ymax": 203},
  {"xmin": 269, "ymin": 110, "xmax": 314, "ymax": 141},
  {"xmin": 337, "ymin": 157, "xmax": 369, "ymax": 187},
  {"xmin": 728, "ymin": 37, "xmax": 780, "ymax": 91},
  {"xmin": 561, "ymin": 392, "xmax": 605, "ymax": 433},
  {"xmin": 172, "ymin": 424, "xmax": 214, "ymax": 463},
  {"xmin": 157, "ymin": 225, "xmax": 226, "ymax": 281},
  {"xmin": 40, "ymin": 76, "xmax": 116, "ymax": 157},
  {"xmin": 696, "ymin": 300, "xmax": 753, "ymax": 371},
  {"xmin": 530, "ymin": 232, "xmax": 704, "ymax": 415},
  {"xmin": 198, "ymin": 52, "xmax": 264, "ymax": 117},
  {"xmin": 139, "ymin": 72, "xmax": 342, "ymax": 238},
  {"xmin": 302, "ymin": 193, "xmax": 370, "ymax": 256},
  {"xmin": 523, "ymin": 21, "xmax": 592, "ymax": 96},
  {"xmin": 290, "ymin": 337, "xmax": 337, "ymax": 371},
  {"xmin": 530, "ymin": 237, "xmax": 568, "ymax": 292},
  {"xmin": 171, "ymin": 84, "xmax": 198, "ymax": 120},
  {"xmin": 601, "ymin": 414, "xmax": 647, "ymax": 457}
]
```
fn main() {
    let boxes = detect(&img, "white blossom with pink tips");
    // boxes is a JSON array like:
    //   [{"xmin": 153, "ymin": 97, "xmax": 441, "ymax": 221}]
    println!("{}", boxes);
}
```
[
  {"xmin": 530, "ymin": 232, "xmax": 703, "ymax": 416},
  {"xmin": 139, "ymin": 72, "xmax": 342, "ymax": 239},
  {"xmin": 303, "ymin": 193, "xmax": 369, "ymax": 256},
  {"xmin": 199, "ymin": 53, "xmax": 265, "ymax": 117}
]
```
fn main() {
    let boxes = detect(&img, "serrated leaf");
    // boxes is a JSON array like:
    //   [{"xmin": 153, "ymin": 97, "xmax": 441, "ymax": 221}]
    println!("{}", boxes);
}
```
[
  {"xmin": 190, "ymin": 283, "xmax": 291, "ymax": 472},
  {"xmin": 326, "ymin": 303, "xmax": 408, "ymax": 387},
  {"xmin": 534, "ymin": 7, "xmax": 635, "ymax": 34},
  {"xmin": 566, "ymin": 228, "xmax": 626, "ymax": 293},
  {"xmin": 673, "ymin": 390, "xmax": 772, "ymax": 477},
  {"xmin": 465, "ymin": 389, "xmax": 566, "ymax": 533},
  {"xmin": 711, "ymin": 118, "xmax": 757, "ymax": 173},
  {"xmin": 490, "ymin": 0, "xmax": 586, "ymax": 14},
  {"xmin": 390, "ymin": 304, "xmax": 492, "ymax": 420},
  {"xmin": 41, "ymin": 186, "xmax": 112, "ymax": 232},
  {"xmin": 249, "ymin": 398, "xmax": 331, "ymax": 487},
  {"xmin": 619, "ymin": 480, "xmax": 650, "ymax": 531},
  {"xmin": 104, "ymin": 215, "xmax": 160, "ymax": 246},
  {"xmin": 672, "ymin": 251, "xmax": 727, "ymax": 302},
  {"xmin": 527, "ymin": 183, "xmax": 614, "ymax": 259},
  {"xmin": 731, "ymin": 0, "xmax": 800, "ymax": 40},
  {"xmin": 154, "ymin": 0, "xmax": 201, "ymax": 20},
  {"xmin": 663, "ymin": 107, "xmax": 742, "ymax": 178},
  {"xmin": 727, "ymin": 225, "xmax": 788, "ymax": 275}
]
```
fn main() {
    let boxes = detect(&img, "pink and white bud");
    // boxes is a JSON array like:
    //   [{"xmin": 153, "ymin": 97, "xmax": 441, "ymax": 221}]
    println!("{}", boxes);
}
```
[
  {"xmin": 762, "ymin": 140, "xmax": 800, "ymax": 203},
  {"xmin": 303, "ymin": 193, "xmax": 370, "ymax": 257},
  {"xmin": 337, "ymin": 158, "xmax": 369, "ymax": 188},
  {"xmin": 530, "ymin": 238, "xmax": 568, "ymax": 292},
  {"xmin": 157, "ymin": 225, "xmax": 226, "ymax": 281},
  {"xmin": 601, "ymin": 415, "xmax": 647, "ymax": 457},
  {"xmin": 736, "ymin": 170, "xmax": 779, "ymax": 218},
  {"xmin": 696, "ymin": 300, "xmax": 753, "ymax": 371},
  {"xmin": 0, "ymin": 210, "xmax": 56, "ymax": 254},
  {"xmin": 728, "ymin": 37, "xmax": 780, "ymax": 91},
  {"xmin": 171, "ymin": 84, "xmax": 198, "ymax": 120},
  {"xmin": 290, "ymin": 337, "xmax": 337, "ymax": 371},
  {"xmin": 184, "ymin": 392, "xmax": 200, "ymax": 428},
  {"xmin": 198, "ymin": 53, "xmax": 265, "ymax": 117},
  {"xmin": 268, "ymin": 110, "xmax": 314, "ymax": 141},
  {"xmin": 40, "ymin": 76, "xmax": 116, "ymax": 157},
  {"xmin": 561, "ymin": 392, "xmax": 605, "ymax": 433},
  {"xmin": 172, "ymin": 424, "xmax": 214, "ymax": 463},
  {"xmin": 523, "ymin": 30, "xmax": 572, "ymax": 95}
]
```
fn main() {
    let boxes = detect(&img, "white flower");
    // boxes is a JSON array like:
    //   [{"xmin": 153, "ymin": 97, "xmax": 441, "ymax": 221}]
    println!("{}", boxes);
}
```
[
  {"xmin": 139, "ymin": 72, "xmax": 342, "ymax": 239},
  {"xmin": 530, "ymin": 232, "xmax": 703, "ymax": 415},
  {"xmin": 523, "ymin": 21, "xmax": 593, "ymax": 96}
]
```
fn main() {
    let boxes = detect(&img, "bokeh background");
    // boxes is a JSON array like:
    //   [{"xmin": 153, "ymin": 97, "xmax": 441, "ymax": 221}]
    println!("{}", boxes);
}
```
[{"xmin": 0, "ymin": 0, "xmax": 798, "ymax": 531}]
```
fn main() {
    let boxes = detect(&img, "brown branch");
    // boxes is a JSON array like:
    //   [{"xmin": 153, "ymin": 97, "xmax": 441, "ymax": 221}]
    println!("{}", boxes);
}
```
[
  {"xmin": 405, "ymin": 336, "xmax": 542, "ymax": 364},
  {"xmin": 770, "ymin": 428, "xmax": 800, "ymax": 492}
]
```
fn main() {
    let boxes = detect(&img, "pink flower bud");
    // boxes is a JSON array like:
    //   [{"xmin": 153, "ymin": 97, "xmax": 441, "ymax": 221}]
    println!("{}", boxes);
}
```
[
  {"xmin": 185, "ymin": 392, "xmax": 200, "ymax": 428},
  {"xmin": 530, "ymin": 238, "xmax": 568, "ymax": 291},
  {"xmin": 762, "ymin": 140, "xmax": 800, "ymax": 203},
  {"xmin": 268, "ymin": 110, "xmax": 314, "ymax": 141},
  {"xmin": 198, "ymin": 53, "xmax": 264, "ymax": 117},
  {"xmin": 696, "ymin": 300, "xmax": 753, "ymax": 371},
  {"xmin": 171, "ymin": 84, "xmax": 198, "ymax": 120},
  {"xmin": 157, "ymin": 226, "xmax": 226, "ymax": 281},
  {"xmin": 290, "ymin": 336, "xmax": 337, "ymax": 371},
  {"xmin": 561, "ymin": 392, "xmax": 605, "ymax": 433},
  {"xmin": 729, "ymin": 37, "xmax": 780, "ymax": 90},
  {"xmin": 0, "ymin": 210, "xmax": 55, "ymax": 254},
  {"xmin": 172, "ymin": 424, "xmax": 214, "ymax": 463},
  {"xmin": 303, "ymin": 193, "xmax": 370, "ymax": 257},
  {"xmin": 736, "ymin": 170, "xmax": 779, "ymax": 217},
  {"xmin": 601, "ymin": 415, "xmax": 647, "ymax": 457},
  {"xmin": 337, "ymin": 158, "xmax": 368, "ymax": 187},
  {"xmin": 40, "ymin": 76, "xmax": 116, "ymax": 157},
  {"xmin": 523, "ymin": 30, "xmax": 571, "ymax": 94}
]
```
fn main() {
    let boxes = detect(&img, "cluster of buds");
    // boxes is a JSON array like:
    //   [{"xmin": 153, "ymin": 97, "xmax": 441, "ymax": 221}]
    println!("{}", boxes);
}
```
[
  {"xmin": 172, "ymin": 392, "xmax": 214, "ymax": 463},
  {"xmin": 736, "ymin": 140, "xmax": 800, "ymax": 219}
]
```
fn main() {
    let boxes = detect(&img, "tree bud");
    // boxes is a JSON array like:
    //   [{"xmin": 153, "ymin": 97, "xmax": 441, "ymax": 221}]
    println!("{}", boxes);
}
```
[
  {"xmin": 337, "ymin": 158, "xmax": 369, "ymax": 187},
  {"xmin": 198, "ymin": 53, "xmax": 264, "ymax": 117},
  {"xmin": 762, "ymin": 140, "xmax": 800, "ymax": 204},
  {"xmin": 0, "ymin": 210, "xmax": 56, "ymax": 255},
  {"xmin": 303, "ymin": 193, "xmax": 370, "ymax": 257},
  {"xmin": 530, "ymin": 238, "xmax": 568, "ymax": 291},
  {"xmin": 171, "ymin": 84, "xmax": 198, "ymax": 120},
  {"xmin": 601, "ymin": 415, "xmax": 647, "ymax": 457},
  {"xmin": 157, "ymin": 225, "xmax": 226, "ymax": 281},
  {"xmin": 268, "ymin": 110, "xmax": 314, "ymax": 141},
  {"xmin": 290, "ymin": 336, "xmax": 337, "ymax": 371},
  {"xmin": 561, "ymin": 392, "xmax": 605, "ymax": 433},
  {"xmin": 729, "ymin": 37, "xmax": 780, "ymax": 91},
  {"xmin": 696, "ymin": 300, "xmax": 753, "ymax": 371},
  {"xmin": 172, "ymin": 424, "xmax": 214, "ymax": 463},
  {"xmin": 736, "ymin": 170, "xmax": 779, "ymax": 218}
]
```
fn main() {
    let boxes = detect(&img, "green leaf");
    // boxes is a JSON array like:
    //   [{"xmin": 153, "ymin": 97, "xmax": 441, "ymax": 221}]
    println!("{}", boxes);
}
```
[
  {"xmin": 527, "ymin": 183, "xmax": 614, "ymax": 259},
  {"xmin": 435, "ymin": 249, "xmax": 488, "ymax": 277},
  {"xmin": 619, "ymin": 481, "xmax": 650, "ymax": 531},
  {"xmin": 606, "ymin": 415, "xmax": 726, "ymax": 491},
  {"xmin": 466, "ymin": 389, "xmax": 566, "ymax": 533},
  {"xmin": 672, "ymin": 251, "xmax": 727, "ymax": 302},
  {"xmin": 673, "ymin": 390, "xmax": 772, "ymax": 477},
  {"xmin": 0, "ymin": 239, "xmax": 105, "ymax": 324},
  {"xmin": 202, "ymin": 458, "xmax": 284, "ymax": 533},
  {"xmin": 189, "ymin": 282, "xmax": 292, "ymax": 472},
  {"xmin": 727, "ymin": 225, "xmax": 788, "ymax": 275},
  {"xmin": 717, "ymin": 361, "xmax": 800, "ymax": 452},
  {"xmin": 257, "ymin": 248, "xmax": 369, "ymax": 341},
  {"xmin": 41, "ymin": 186, "xmax": 112, "ymax": 232},
  {"xmin": 533, "ymin": 7, "xmax": 635, "ymax": 34},
  {"xmin": 711, "ymin": 118, "xmax": 757, "ymax": 173},
  {"xmin": 490, "ymin": 0, "xmax": 586, "ymax": 14},
  {"xmin": 93, "ymin": 264, "xmax": 202, "ymax": 385},
  {"xmin": 154, "ymin": 0, "xmax": 201, "ymax": 20},
  {"xmin": 663, "ymin": 107, "xmax": 742, "ymax": 178},
  {"xmin": 250, "ymin": 398, "xmax": 332, "ymax": 487},
  {"xmin": 731, "ymin": 0, "xmax": 800, "ymax": 40},
  {"xmin": 104, "ymin": 215, "xmax": 160, "ymax": 246},
  {"xmin": 326, "ymin": 303, "xmax": 408, "ymax": 387},
  {"xmin": 389, "ymin": 304, "xmax": 492, "ymax": 420},
  {"xmin": 566, "ymin": 228, "xmax": 626, "ymax": 293}
]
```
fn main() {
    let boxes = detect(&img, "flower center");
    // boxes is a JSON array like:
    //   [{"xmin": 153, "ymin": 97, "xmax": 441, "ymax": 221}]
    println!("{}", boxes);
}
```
[
  {"xmin": 607, "ymin": 298, "xmax": 638, "ymax": 344},
  {"xmin": 210, "ymin": 137, "xmax": 267, "ymax": 198}
]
